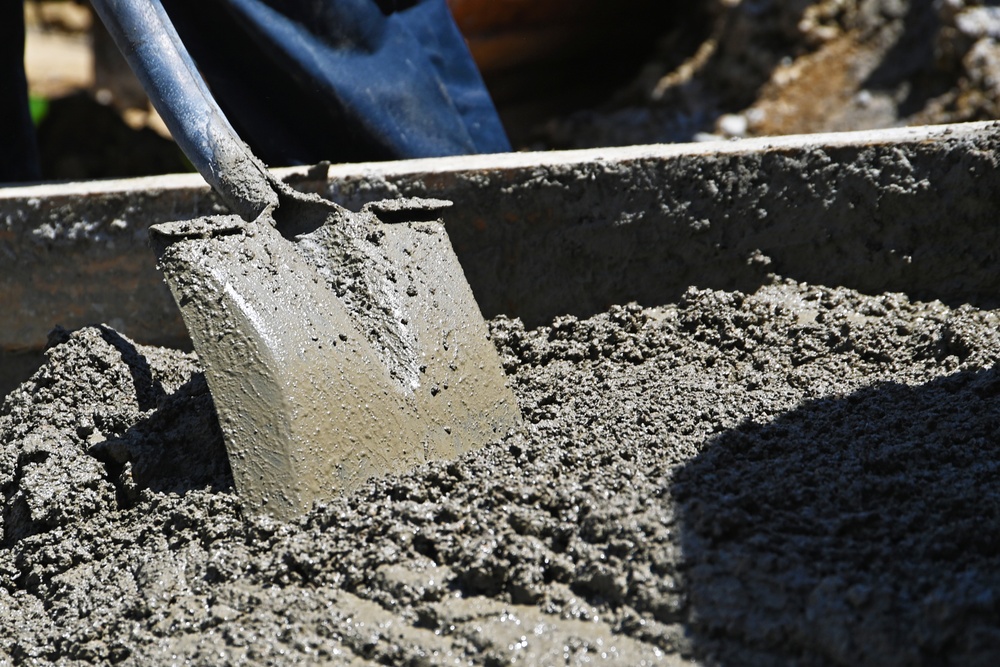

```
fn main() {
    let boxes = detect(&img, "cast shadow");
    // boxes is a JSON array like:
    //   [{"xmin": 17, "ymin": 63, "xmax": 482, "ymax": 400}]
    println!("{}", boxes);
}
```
[
  {"xmin": 862, "ymin": 1, "xmax": 952, "ymax": 118},
  {"xmin": 88, "ymin": 329, "xmax": 233, "ymax": 500},
  {"xmin": 673, "ymin": 367, "xmax": 1000, "ymax": 665},
  {"xmin": 96, "ymin": 325, "xmax": 166, "ymax": 411}
]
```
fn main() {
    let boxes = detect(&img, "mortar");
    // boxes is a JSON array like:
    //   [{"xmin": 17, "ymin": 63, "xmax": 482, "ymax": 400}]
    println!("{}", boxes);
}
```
[{"xmin": 4, "ymin": 122, "xmax": 1000, "ymax": 664}]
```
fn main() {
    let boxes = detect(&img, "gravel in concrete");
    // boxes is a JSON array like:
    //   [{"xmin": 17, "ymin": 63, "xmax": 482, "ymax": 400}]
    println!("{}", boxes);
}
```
[{"xmin": 3, "ymin": 279, "xmax": 1000, "ymax": 665}]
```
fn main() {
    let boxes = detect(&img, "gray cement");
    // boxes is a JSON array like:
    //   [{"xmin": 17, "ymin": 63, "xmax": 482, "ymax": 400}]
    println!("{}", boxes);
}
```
[{"xmin": 4, "ymin": 278, "xmax": 1000, "ymax": 665}]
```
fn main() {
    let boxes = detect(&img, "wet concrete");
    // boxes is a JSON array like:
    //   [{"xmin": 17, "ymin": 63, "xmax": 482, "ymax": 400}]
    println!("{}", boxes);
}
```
[{"xmin": 4, "ymin": 279, "xmax": 1000, "ymax": 664}]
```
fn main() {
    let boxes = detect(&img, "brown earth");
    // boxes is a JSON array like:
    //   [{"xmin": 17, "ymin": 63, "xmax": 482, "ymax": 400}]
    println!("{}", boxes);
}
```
[
  {"xmin": 24, "ymin": 0, "xmax": 1000, "ymax": 173},
  {"xmin": 537, "ymin": 0, "xmax": 1000, "ymax": 147}
]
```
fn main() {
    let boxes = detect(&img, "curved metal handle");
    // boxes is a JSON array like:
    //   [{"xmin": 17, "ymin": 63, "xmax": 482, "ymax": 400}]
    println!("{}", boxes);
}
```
[{"xmin": 90, "ymin": 0, "xmax": 279, "ymax": 221}]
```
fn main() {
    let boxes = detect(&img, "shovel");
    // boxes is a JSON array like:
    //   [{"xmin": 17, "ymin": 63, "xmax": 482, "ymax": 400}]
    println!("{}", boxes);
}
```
[{"xmin": 90, "ymin": 0, "xmax": 521, "ymax": 519}]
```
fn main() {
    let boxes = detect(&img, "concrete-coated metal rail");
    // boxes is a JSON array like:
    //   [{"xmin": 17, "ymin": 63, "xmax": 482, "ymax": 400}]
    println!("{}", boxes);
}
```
[{"xmin": 3, "ymin": 121, "xmax": 999, "ymax": 394}]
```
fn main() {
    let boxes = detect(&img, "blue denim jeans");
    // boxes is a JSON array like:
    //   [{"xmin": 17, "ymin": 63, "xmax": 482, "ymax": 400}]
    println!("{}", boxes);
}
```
[{"xmin": 3, "ymin": 0, "xmax": 508, "ymax": 182}]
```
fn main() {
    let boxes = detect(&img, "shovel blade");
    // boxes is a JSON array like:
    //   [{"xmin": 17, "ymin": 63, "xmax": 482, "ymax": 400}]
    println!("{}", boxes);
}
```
[{"xmin": 151, "ymin": 212, "xmax": 520, "ymax": 519}]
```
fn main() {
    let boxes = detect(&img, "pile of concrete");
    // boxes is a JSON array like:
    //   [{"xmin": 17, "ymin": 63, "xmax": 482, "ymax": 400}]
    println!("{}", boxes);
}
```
[{"xmin": 4, "ymin": 280, "xmax": 1000, "ymax": 664}]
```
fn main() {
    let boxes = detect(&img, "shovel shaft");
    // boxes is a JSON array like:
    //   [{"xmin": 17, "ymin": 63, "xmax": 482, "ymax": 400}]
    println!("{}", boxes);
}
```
[{"xmin": 90, "ymin": 0, "xmax": 279, "ymax": 221}]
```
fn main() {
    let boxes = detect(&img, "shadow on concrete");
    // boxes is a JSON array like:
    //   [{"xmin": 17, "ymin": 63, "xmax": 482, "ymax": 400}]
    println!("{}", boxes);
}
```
[
  {"xmin": 97, "ymin": 325, "xmax": 166, "ymax": 411},
  {"xmin": 92, "ymin": 325, "xmax": 231, "ymax": 498},
  {"xmin": 89, "ymin": 368, "xmax": 233, "ymax": 501},
  {"xmin": 673, "ymin": 367, "xmax": 1000, "ymax": 665}
]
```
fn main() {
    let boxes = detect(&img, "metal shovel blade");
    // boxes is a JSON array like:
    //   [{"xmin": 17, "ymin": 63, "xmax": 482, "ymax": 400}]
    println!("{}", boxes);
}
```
[
  {"xmin": 90, "ymin": 0, "xmax": 520, "ymax": 520},
  {"xmin": 150, "ymin": 200, "xmax": 521, "ymax": 519}
]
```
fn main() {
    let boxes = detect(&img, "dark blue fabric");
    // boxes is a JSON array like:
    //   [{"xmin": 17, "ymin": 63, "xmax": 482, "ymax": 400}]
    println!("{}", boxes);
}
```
[
  {"xmin": 158, "ymin": 0, "xmax": 510, "ymax": 166},
  {"xmin": 3, "ymin": 0, "xmax": 507, "ymax": 182},
  {"xmin": 1, "ymin": 0, "xmax": 41, "ymax": 183},
  {"xmin": 395, "ymin": 0, "xmax": 507, "ymax": 154}
]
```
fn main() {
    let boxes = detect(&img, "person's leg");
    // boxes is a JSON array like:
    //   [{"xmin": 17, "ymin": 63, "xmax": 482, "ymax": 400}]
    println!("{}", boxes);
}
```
[
  {"xmin": 159, "ymin": 0, "xmax": 507, "ymax": 166},
  {"xmin": 393, "ymin": 0, "xmax": 509, "ymax": 155},
  {"xmin": 1, "ymin": 0, "xmax": 41, "ymax": 182}
]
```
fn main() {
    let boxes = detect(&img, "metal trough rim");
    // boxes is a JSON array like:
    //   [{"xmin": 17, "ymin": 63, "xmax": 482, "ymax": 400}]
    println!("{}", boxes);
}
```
[
  {"xmin": 3, "ymin": 120, "xmax": 1000, "ymax": 395},
  {"xmin": 2, "ymin": 120, "xmax": 995, "ymax": 200}
]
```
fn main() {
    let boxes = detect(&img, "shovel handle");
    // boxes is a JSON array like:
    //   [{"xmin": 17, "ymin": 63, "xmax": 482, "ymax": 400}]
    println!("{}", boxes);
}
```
[{"xmin": 90, "ymin": 0, "xmax": 279, "ymax": 221}]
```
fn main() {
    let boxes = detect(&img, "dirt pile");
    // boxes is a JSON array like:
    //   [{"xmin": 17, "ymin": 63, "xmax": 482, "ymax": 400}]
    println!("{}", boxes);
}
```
[
  {"xmin": 542, "ymin": 0, "xmax": 1000, "ymax": 148},
  {"xmin": 4, "ymin": 280, "xmax": 1000, "ymax": 664}
]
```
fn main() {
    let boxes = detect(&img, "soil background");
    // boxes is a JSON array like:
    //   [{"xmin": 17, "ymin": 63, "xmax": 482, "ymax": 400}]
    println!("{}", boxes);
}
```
[{"xmin": 22, "ymin": 0, "xmax": 1000, "ymax": 177}]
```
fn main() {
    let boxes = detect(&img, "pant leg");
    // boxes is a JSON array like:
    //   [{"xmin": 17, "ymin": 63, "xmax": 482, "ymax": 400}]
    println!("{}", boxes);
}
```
[
  {"xmin": 392, "ymin": 0, "xmax": 510, "ymax": 155},
  {"xmin": 1, "ymin": 0, "xmax": 41, "ymax": 183},
  {"xmin": 159, "ymin": 0, "xmax": 507, "ymax": 166}
]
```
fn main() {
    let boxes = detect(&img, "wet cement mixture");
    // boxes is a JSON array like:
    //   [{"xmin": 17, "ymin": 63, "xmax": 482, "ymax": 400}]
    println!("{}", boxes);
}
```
[{"xmin": 4, "ymin": 279, "xmax": 1000, "ymax": 665}]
